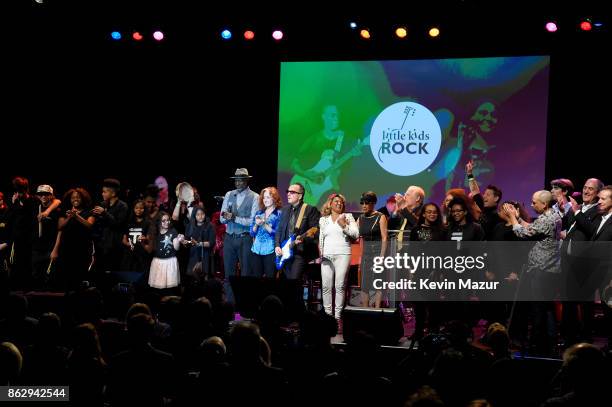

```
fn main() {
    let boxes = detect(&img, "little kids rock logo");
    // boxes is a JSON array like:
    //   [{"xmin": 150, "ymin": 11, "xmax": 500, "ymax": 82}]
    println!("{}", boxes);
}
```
[{"xmin": 370, "ymin": 102, "xmax": 441, "ymax": 176}]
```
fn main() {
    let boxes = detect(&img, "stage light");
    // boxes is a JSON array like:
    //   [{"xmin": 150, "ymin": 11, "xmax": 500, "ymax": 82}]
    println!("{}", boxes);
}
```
[
  {"xmin": 350, "ymin": 22, "xmax": 357, "ymax": 29},
  {"xmin": 221, "ymin": 29, "xmax": 232, "ymax": 40},
  {"xmin": 593, "ymin": 22, "xmax": 603, "ymax": 28},
  {"xmin": 132, "ymin": 32, "xmax": 143, "ymax": 41},
  {"xmin": 244, "ymin": 30, "xmax": 255, "ymax": 40},
  {"xmin": 110, "ymin": 31, "xmax": 121, "ymax": 40},
  {"xmin": 153, "ymin": 31, "xmax": 164, "ymax": 41},
  {"xmin": 545, "ymin": 22, "xmax": 558, "ymax": 32},
  {"xmin": 272, "ymin": 30, "xmax": 284, "ymax": 41},
  {"xmin": 395, "ymin": 27, "xmax": 407, "ymax": 39},
  {"xmin": 580, "ymin": 20, "xmax": 592, "ymax": 31},
  {"xmin": 360, "ymin": 29, "xmax": 371, "ymax": 39},
  {"xmin": 428, "ymin": 27, "xmax": 440, "ymax": 38}
]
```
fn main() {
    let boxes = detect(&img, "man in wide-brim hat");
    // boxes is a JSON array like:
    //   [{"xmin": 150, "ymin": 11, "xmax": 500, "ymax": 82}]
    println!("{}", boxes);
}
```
[
  {"xmin": 230, "ymin": 168, "xmax": 253, "ymax": 179},
  {"xmin": 220, "ymin": 168, "xmax": 259, "ymax": 304}
]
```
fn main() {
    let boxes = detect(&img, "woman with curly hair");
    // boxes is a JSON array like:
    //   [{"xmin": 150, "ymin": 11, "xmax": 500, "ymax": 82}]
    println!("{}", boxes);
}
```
[
  {"xmin": 250, "ymin": 187, "xmax": 282, "ymax": 278},
  {"xmin": 319, "ymin": 193, "xmax": 358, "ymax": 320},
  {"xmin": 53, "ymin": 188, "xmax": 96, "ymax": 291},
  {"xmin": 441, "ymin": 188, "xmax": 481, "ymax": 226}
]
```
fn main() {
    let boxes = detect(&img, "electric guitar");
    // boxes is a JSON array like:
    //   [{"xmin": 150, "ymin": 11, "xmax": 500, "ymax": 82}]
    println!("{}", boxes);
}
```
[
  {"xmin": 291, "ymin": 136, "xmax": 370, "ymax": 206},
  {"xmin": 275, "ymin": 227, "xmax": 318, "ymax": 270}
]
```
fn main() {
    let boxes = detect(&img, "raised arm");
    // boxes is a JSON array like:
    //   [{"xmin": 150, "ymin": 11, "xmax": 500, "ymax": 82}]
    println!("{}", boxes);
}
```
[{"xmin": 466, "ymin": 160, "xmax": 482, "ymax": 198}]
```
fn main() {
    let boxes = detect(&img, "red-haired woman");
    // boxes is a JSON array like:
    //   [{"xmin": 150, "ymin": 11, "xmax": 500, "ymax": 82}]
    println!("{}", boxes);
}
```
[{"xmin": 250, "ymin": 187, "xmax": 283, "ymax": 278}]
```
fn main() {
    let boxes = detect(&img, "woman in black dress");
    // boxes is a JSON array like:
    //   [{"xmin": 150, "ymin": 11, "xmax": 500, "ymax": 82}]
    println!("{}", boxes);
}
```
[
  {"xmin": 53, "ymin": 188, "xmax": 96, "ymax": 292},
  {"xmin": 357, "ymin": 191, "xmax": 388, "ymax": 308}
]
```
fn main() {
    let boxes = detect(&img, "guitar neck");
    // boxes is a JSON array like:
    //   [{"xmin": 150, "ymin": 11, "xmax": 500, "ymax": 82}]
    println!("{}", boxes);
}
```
[
  {"xmin": 294, "ymin": 227, "xmax": 317, "ymax": 242},
  {"xmin": 328, "ymin": 141, "xmax": 364, "ymax": 172}
]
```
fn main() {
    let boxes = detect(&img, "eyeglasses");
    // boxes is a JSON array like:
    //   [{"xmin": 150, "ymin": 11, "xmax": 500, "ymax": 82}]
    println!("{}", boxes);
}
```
[
  {"xmin": 450, "ymin": 209, "xmax": 465, "ymax": 214},
  {"xmin": 286, "ymin": 190, "xmax": 301, "ymax": 195},
  {"xmin": 359, "ymin": 200, "xmax": 375, "ymax": 205}
]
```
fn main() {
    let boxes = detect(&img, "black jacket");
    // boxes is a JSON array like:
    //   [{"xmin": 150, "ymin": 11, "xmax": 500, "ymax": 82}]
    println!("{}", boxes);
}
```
[
  {"xmin": 561, "ymin": 204, "xmax": 600, "ymax": 257},
  {"xmin": 275, "ymin": 202, "xmax": 320, "ymax": 260},
  {"xmin": 591, "ymin": 214, "xmax": 612, "ymax": 241}
]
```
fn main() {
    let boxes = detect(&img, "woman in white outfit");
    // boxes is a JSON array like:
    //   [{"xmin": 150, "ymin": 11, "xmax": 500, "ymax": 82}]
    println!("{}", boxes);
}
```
[{"xmin": 318, "ymin": 193, "xmax": 359, "ymax": 320}]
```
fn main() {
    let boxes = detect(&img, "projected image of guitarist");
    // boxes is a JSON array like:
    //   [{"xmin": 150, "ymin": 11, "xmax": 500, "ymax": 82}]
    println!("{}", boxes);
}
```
[
  {"xmin": 290, "ymin": 105, "xmax": 366, "ymax": 207},
  {"xmin": 274, "ymin": 183, "xmax": 321, "ymax": 281}
]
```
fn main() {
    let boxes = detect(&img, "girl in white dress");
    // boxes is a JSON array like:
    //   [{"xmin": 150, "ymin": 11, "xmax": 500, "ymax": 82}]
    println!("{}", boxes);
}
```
[{"xmin": 146, "ymin": 212, "xmax": 184, "ymax": 289}]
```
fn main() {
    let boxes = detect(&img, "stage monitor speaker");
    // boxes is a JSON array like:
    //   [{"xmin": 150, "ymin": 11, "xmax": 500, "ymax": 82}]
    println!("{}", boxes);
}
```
[
  {"xmin": 103, "ymin": 271, "xmax": 147, "ymax": 289},
  {"xmin": 341, "ymin": 306, "xmax": 404, "ymax": 345},
  {"xmin": 230, "ymin": 276, "xmax": 304, "ymax": 320}
]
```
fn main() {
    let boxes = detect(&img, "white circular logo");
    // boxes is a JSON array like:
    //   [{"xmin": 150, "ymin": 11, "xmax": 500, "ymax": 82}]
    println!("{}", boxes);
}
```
[{"xmin": 370, "ymin": 102, "xmax": 441, "ymax": 176}]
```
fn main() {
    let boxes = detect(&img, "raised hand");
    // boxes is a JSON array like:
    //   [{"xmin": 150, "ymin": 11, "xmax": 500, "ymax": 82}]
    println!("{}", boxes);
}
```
[
  {"xmin": 465, "ymin": 160, "xmax": 474, "ymax": 176},
  {"xmin": 395, "ymin": 193, "xmax": 406, "ymax": 211},
  {"xmin": 569, "ymin": 196, "xmax": 580, "ymax": 213}
]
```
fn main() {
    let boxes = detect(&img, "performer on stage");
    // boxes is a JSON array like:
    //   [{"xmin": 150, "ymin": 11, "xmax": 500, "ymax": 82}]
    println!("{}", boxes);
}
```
[
  {"xmin": 357, "ymin": 191, "xmax": 388, "ymax": 308},
  {"xmin": 318, "ymin": 193, "xmax": 359, "ymax": 320},
  {"xmin": 250, "ymin": 187, "xmax": 282, "ymax": 279},
  {"xmin": 275, "ymin": 183, "xmax": 320, "ymax": 281},
  {"xmin": 220, "ymin": 168, "xmax": 259, "ymax": 303},
  {"xmin": 146, "ymin": 212, "xmax": 184, "ymax": 291}
]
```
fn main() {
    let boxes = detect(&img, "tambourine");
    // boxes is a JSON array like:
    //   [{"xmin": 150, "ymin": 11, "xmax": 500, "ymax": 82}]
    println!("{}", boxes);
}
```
[{"xmin": 176, "ymin": 182, "xmax": 195, "ymax": 204}]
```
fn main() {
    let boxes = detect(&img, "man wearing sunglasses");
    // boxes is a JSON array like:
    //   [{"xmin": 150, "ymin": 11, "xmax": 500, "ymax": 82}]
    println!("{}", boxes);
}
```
[{"xmin": 275, "ymin": 183, "xmax": 320, "ymax": 281}]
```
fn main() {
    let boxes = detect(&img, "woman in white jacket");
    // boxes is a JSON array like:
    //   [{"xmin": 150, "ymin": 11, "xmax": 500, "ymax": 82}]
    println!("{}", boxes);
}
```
[{"xmin": 318, "ymin": 193, "xmax": 359, "ymax": 320}]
